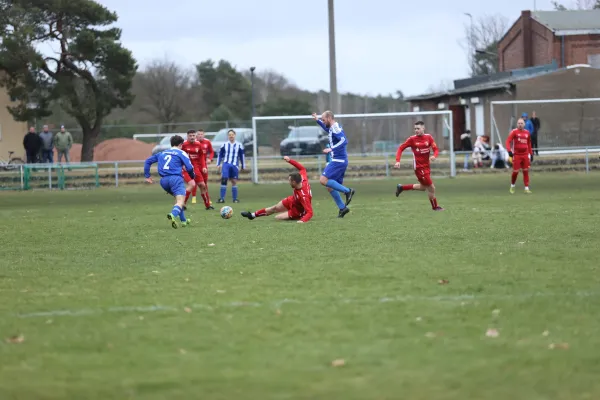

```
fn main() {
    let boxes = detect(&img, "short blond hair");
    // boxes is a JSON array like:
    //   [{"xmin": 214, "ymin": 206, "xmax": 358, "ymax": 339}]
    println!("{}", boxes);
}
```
[{"xmin": 322, "ymin": 110, "xmax": 334, "ymax": 119}]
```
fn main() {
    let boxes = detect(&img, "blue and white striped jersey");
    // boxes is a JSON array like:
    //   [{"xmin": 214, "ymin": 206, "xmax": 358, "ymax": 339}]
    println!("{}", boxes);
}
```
[
  {"xmin": 316, "ymin": 120, "xmax": 348, "ymax": 162},
  {"xmin": 217, "ymin": 141, "xmax": 245, "ymax": 169}
]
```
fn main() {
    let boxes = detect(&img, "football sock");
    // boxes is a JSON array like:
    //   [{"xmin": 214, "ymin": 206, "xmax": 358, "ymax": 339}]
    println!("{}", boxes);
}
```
[
  {"xmin": 192, "ymin": 186, "xmax": 197, "ymax": 196},
  {"xmin": 172, "ymin": 205, "xmax": 182, "ymax": 218},
  {"xmin": 330, "ymin": 191, "xmax": 346, "ymax": 210},
  {"xmin": 511, "ymin": 172, "xmax": 518, "ymax": 185},
  {"xmin": 326, "ymin": 180, "xmax": 350, "ymax": 193},
  {"xmin": 429, "ymin": 197, "xmax": 438, "ymax": 209},
  {"xmin": 179, "ymin": 209, "xmax": 187, "ymax": 222},
  {"xmin": 254, "ymin": 208, "xmax": 267, "ymax": 217},
  {"xmin": 523, "ymin": 170, "xmax": 530, "ymax": 187},
  {"xmin": 232, "ymin": 186, "xmax": 238, "ymax": 201},
  {"xmin": 402, "ymin": 184, "xmax": 415, "ymax": 190},
  {"xmin": 220, "ymin": 185, "xmax": 227, "ymax": 199},
  {"xmin": 201, "ymin": 193, "xmax": 210, "ymax": 207},
  {"xmin": 185, "ymin": 191, "xmax": 191, "ymax": 203}
]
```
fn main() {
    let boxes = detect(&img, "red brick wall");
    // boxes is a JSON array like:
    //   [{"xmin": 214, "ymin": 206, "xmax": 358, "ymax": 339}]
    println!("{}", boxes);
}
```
[{"xmin": 560, "ymin": 34, "xmax": 600, "ymax": 66}]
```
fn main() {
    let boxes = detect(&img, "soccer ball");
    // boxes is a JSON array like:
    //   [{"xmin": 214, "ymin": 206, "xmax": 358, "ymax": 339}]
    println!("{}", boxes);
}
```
[{"xmin": 220, "ymin": 206, "xmax": 233, "ymax": 219}]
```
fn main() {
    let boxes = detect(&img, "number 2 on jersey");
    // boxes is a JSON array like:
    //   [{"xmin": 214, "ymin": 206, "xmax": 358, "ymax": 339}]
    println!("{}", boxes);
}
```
[{"xmin": 163, "ymin": 154, "xmax": 172, "ymax": 170}]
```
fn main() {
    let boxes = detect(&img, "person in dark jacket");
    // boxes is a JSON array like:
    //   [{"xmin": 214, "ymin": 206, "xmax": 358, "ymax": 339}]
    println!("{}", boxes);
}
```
[
  {"xmin": 460, "ymin": 129, "xmax": 473, "ymax": 171},
  {"xmin": 23, "ymin": 126, "xmax": 42, "ymax": 163},
  {"xmin": 531, "ymin": 111, "xmax": 540, "ymax": 156}
]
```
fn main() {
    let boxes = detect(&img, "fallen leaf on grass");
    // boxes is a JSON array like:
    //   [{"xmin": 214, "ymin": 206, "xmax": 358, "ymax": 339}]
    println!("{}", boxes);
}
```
[
  {"xmin": 549, "ymin": 343, "xmax": 569, "ymax": 350},
  {"xmin": 216, "ymin": 290, "xmax": 226, "ymax": 294},
  {"xmin": 518, "ymin": 241, "xmax": 526, "ymax": 245},
  {"xmin": 415, "ymin": 317, "xmax": 422, "ymax": 322},
  {"xmin": 152, "ymin": 271, "xmax": 160, "ymax": 274},
  {"xmin": 542, "ymin": 330, "xmax": 550, "ymax": 336},
  {"xmin": 179, "ymin": 348, "xmax": 187, "ymax": 354},
  {"xmin": 438, "ymin": 279, "xmax": 449, "ymax": 285},
  {"xmin": 184, "ymin": 307, "xmax": 192, "ymax": 313},
  {"xmin": 5, "ymin": 335, "xmax": 24, "ymax": 344},
  {"xmin": 486, "ymin": 329, "xmax": 499, "ymax": 338},
  {"xmin": 492, "ymin": 309, "xmax": 500, "ymax": 316},
  {"xmin": 208, "ymin": 243, "xmax": 215, "ymax": 247},
  {"xmin": 331, "ymin": 359, "xmax": 345, "ymax": 367}
]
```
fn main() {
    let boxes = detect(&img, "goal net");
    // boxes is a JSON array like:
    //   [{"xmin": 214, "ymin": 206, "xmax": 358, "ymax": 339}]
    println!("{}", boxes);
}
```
[{"xmin": 250, "ymin": 111, "xmax": 455, "ymax": 183}]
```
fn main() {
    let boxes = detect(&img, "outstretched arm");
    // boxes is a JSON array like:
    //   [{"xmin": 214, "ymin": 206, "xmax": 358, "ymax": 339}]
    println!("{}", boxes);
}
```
[
  {"xmin": 299, "ymin": 196, "xmax": 313, "ymax": 223},
  {"xmin": 395, "ymin": 138, "xmax": 412, "ymax": 163},
  {"xmin": 144, "ymin": 154, "xmax": 158, "ymax": 179}
]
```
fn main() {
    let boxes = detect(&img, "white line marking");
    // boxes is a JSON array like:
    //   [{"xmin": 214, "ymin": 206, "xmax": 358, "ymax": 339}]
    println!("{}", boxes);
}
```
[{"xmin": 12, "ymin": 291, "xmax": 600, "ymax": 319}]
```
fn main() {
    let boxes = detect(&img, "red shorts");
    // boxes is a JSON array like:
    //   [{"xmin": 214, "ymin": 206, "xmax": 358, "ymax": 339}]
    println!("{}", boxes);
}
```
[
  {"xmin": 182, "ymin": 166, "xmax": 206, "ymax": 184},
  {"xmin": 512, "ymin": 155, "xmax": 530, "ymax": 171},
  {"xmin": 282, "ymin": 195, "xmax": 305, "ymax": 220},
  {"xmin": 415, "ymin": 167, "xmax": 433, "ymax": 186}
]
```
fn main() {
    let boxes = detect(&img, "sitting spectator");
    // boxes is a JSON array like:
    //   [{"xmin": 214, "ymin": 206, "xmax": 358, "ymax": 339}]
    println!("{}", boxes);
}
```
[
  {"xmin": 491, "ymin": 144, "xmax": 509, "ymax": 169},
  {"xmin": 461, "ymin": 130, "xmax": 473, "ymax": 171},
  {"xmin": 472, "ymin": 136, "xmax": 491, "ymax": 168}
]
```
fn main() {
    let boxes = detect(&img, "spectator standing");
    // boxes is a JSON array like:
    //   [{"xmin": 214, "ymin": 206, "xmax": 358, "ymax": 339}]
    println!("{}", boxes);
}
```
[
  {"xmin": 39, "ymin": 125, "xmax": 54, "ymax": 163},
  {"xmin": 460, "ymin": 130, "xmax": 473, "ymax": 171},
  {"xmin": 530, "ymin": 111, "xmax": 540, "ymax": 156},
  {"xmin": 522, "ymin": 113, "xmax": 534, "ymax": 135},
  {"xmin": 54, "ymin": 125, "xmax": 73, "ymax": 164},
  {"xmin": 23, "ymin": 126, "xmax": 42, "ymax": 164}
]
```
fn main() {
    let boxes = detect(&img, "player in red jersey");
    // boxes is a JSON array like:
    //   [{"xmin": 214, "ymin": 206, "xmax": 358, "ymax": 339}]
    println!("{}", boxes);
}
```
[
  {"xmin": 393, "ymin": 120, "xmax": 444, "ymax": 211},
  {"xmin": 182, "ymin": 130, "xmax": 214, "ymax": 210},
  {"xmin": 189, "ymin": 129, "xmax": 214, "ymax": 206},
  {"xmin": 506, "ymin": 118, "xmax": 533, "ymax": 194},
  {"xmin": 240, "ymin": 156, "xmax": 313, "ymax": 223}
]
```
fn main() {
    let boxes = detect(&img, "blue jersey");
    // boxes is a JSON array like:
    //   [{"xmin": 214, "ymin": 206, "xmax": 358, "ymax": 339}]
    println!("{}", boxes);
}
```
[
  {"xmin": 316, "ymin": 120, "xmax": 348, "ymax": 162},
  {"xmin": 525, "ymin": 119, "xmax": 534, "ymax": 135},
  {"xmin": 217, "ymin": 141, "xmax": 245, "ymax": 169},
  {"xmin": 144, "ymin": 148, "xmax": 195, "ymax": 179}
]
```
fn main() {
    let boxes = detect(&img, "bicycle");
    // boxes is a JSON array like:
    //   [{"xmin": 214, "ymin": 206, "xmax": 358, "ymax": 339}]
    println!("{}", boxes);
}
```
[{"xmin": 0, "ymin": 151, "xmax": 25, "ymax": 171}]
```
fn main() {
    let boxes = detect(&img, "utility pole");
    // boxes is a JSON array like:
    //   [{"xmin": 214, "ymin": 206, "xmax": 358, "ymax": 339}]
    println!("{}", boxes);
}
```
[{"xmin": 328, "ymin": 0, "xmax": 338, "ymax": 114}]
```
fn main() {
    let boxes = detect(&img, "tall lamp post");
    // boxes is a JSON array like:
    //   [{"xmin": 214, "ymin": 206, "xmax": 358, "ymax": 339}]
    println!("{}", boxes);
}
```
[
  {"xmin": 328, "ymin": 0, "xmax": 338, "ymax": 114},
  {"xmin": 464, "ymin": 12, "xmax": 473, "ymax": 74},
  {"xmin": 250, "ymin": 66, "xmax": 256, "ymax": 117}
]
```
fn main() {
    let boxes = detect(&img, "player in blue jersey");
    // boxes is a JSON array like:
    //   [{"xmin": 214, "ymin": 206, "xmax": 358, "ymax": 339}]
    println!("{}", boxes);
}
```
[
  {"xmin": 216, "ymin": 129, "xmax": 245, "ymax": 203},
  {"xmin": 144, "ymin": 135, "xmax": 196, "ymax": 229},
  {"xmin": 313, "ymin": 111, "xmax": 355, "ymax": 218}
]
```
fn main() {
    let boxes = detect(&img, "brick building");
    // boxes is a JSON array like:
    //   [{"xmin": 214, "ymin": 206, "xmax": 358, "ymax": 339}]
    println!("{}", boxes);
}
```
[{"xmin": 499, "ymin": 10, "xmax": 600, "ymax": 71}]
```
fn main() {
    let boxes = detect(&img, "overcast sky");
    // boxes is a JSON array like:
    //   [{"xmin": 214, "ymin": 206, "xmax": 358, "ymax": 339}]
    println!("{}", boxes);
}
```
[{"xmin": 95, "ymin": 0, "xmax": 559, "ymax": 97}]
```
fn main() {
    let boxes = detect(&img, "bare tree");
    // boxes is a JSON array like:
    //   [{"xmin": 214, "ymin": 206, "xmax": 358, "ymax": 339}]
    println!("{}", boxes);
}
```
[
  {"xmin": 426, "ymin": 79, "xmax": 454, "ymax": 94},
  {"xmin": 552, "ymin": 0, "xmax": 600, "ymax": 9},
  {"xmin": 136, "ymin": 58, "xmax": 192, "ymax": 131},
  {"xmin": 462, "ymin": 14, "xmax": 509, "ymax": 76}
]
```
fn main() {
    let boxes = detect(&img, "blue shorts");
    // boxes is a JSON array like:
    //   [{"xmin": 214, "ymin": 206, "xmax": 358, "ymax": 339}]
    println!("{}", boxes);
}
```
[
  {"xmin": 221, "ymin": 163, "xmax": 239, "ymax": 179},
  {"xmin": 160, "ymin": 175, "xmax": 186, "ymax": 196},
  {"xmin": 322, "ymin": 161, "xmax": 348, "ymax": 184}
]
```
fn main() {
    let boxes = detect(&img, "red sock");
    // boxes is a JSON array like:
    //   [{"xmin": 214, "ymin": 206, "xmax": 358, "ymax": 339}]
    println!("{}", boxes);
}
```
[
  {"xmin": 185, "ymin": 191, "xmax": 191, "ymax": 203},
  {"xmin": 255, "ymin": 208, "xmax": 267, "ymax": 217},
  {"xmin": 429, "ymin": 197, "xmax": 438, "ymax": 209},
  {"xmin": 402, "ymin": 184, "xmax": 414, "ymax": 190},
  {"xmin": 201, "ymin": 193, "xmax": 210, "ymax": 207},
  {"xmin": 523, "ymin": 170, "xmax": 530, "ymax": 187},
  {"xmin": 192, "ymin": 186, "xmax": 197, "ymax": 196},
  {"xmin": 511, "ymin": 172, "xmax": 518, "ymax": 185}
]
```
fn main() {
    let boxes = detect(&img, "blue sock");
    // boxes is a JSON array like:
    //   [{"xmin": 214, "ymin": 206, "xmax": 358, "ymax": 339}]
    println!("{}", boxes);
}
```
[
  {"xmin": 220, "ymin": 185, "xmax": 227, "ymax": 199},
  {"xmin": 172, "ymin": 205, "xmax": 182, "ymax": 218},
  {"xmin": 232, "ymin": 186, "xmax": 238, "ymax": 200},
  {"xmin": 330, "ymin": 191, "xmax": 345, "ymax": 210},
  {"xmin": 326, "ymin": 179, "xmax": 350, "ymax": 193},
  {"xmin": 179, "ymin": 209, "xmax": 186, "ymax": 222}
]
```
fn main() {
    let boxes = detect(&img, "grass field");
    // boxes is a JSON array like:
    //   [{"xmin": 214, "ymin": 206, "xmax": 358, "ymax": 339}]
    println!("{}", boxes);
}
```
[{"xmin": 1, "ymin": 173, "xmax": 600, "ymax": 399}]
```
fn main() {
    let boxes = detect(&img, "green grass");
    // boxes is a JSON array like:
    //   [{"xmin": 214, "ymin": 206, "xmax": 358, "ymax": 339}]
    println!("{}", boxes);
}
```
[{"xmin": 1, "ymin": 173, "xmax": 600, "ymax": 400}]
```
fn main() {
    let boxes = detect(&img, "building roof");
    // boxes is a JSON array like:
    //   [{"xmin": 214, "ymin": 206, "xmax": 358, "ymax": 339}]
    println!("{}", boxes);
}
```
[{"xmin": 532, "ymin": 10, "xmax": 600, "ymax": 32}]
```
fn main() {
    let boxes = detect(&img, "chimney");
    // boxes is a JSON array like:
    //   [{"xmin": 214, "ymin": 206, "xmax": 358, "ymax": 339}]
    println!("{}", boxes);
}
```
[{"xmin": 522, "ymin": 10, "xmax": 533, "ymax": 68}]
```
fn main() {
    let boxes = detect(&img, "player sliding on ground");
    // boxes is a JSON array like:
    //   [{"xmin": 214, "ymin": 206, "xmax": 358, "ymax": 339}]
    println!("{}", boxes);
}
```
[
  {"xmin": 313, "ymin": 111, "xmax": 355, "ymax": 218},
  {"xmin": 394, "ymin": 121, "xmax": 444, "ymax": 211},
  {"xmin": 506, "ymin": 118, "xmax": 533, "ymax": 194},
  {"xmin": 182, "ymin": 129, "xmax": 214, "ymax": 210},
  {"xmin": 241, "ymin": 156, "xmax": 313, "ymax": 223},
  {"xmin": 144, "ymin": 135, "xmax": 196, "ymax": 228}
]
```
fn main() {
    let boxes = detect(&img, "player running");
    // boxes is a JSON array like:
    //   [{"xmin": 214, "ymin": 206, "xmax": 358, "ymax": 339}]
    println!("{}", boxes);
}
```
[
  {"xmin": 506, "ymin": 118, "xmax": 533, "ymax": 194},
  {"xmin": 190, "ymin": 129, "xmax": 214, "ymax": 205},
  {"xmin": 144, "ymin": 135, "xmax": 196, "ymax": 228},
  {"xmin": 241, "ymin": 156, "xmax": 313, "ymax": 223},
  {"xmin": 217, "ymin": 130, "xmax": 245, "ymax": 203},
  {"xmin": 394, "ymin": 121, "xmax": 444, "ymax": 211},
  {"xmin": 313, "ymin": 111, "xmax": 355, "ymax": 218},
  {"xmin": 182, "ymin": 129, "xmax": 214, "ymax": 210}
]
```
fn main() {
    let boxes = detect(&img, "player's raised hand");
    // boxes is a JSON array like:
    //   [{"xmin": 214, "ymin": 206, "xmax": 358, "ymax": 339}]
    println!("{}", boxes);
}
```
[
  {"xmin": 145, "ymin": 177, "xmax": 153, "ymax": 184},
  {"xmin": 394, "ymin": 162, "xmax": 401, "ymax": 169},
  {"xmin": 283, "ymin": 156, "xmax": 290, "ymax": 162},
  {"xmin": 311, "ymin": 113, "xmax": 318, "ymax": 120}
]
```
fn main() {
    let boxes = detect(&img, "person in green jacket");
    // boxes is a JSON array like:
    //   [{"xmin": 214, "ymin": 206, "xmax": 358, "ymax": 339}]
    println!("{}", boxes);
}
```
[{"xmin": 54, "ymin": 125, "xmax": 73, "ymax": 164}]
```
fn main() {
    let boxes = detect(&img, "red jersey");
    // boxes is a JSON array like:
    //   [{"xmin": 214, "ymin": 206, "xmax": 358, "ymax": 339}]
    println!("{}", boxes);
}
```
[
  {"xmin": 396, "ymin": 134, "xmax": 439, "ymax": 169},
  {"xmin": 182, "ymin": 140, "xmax": 206, "ymax": 169},
  {"xmin": 505, "ymin": 129, "xmax": 532, "ymax": 156},
  {"xmin": 198, "ymin": 138, "xmax": 214, "ymax": 163},
  {"xmin": 287, "ymin": 159, "xmax": 313, "ymax": 222}
]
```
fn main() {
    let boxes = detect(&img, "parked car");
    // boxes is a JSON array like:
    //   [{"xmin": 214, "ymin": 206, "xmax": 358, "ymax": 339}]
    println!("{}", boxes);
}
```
[
  {"xmin": 211, "ymin": 128, "xmax": 255, "ymax": 157},
  {"xmin": 280, "ymin": 126, "xmax": 329, "ymax": 156},
  {"xmin": 151, "ymin": 135, "xmax": 174, "ymax": 155}
]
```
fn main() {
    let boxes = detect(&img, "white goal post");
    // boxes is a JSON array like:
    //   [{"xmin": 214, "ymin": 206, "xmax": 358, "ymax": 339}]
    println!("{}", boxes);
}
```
[
  {"xmin": 490, "ymin": 97, "xmax": 600, "ymax": 150},
  {"xmin": 251, "ymin": 111, "xmax": 455, "ymax": 183}
]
